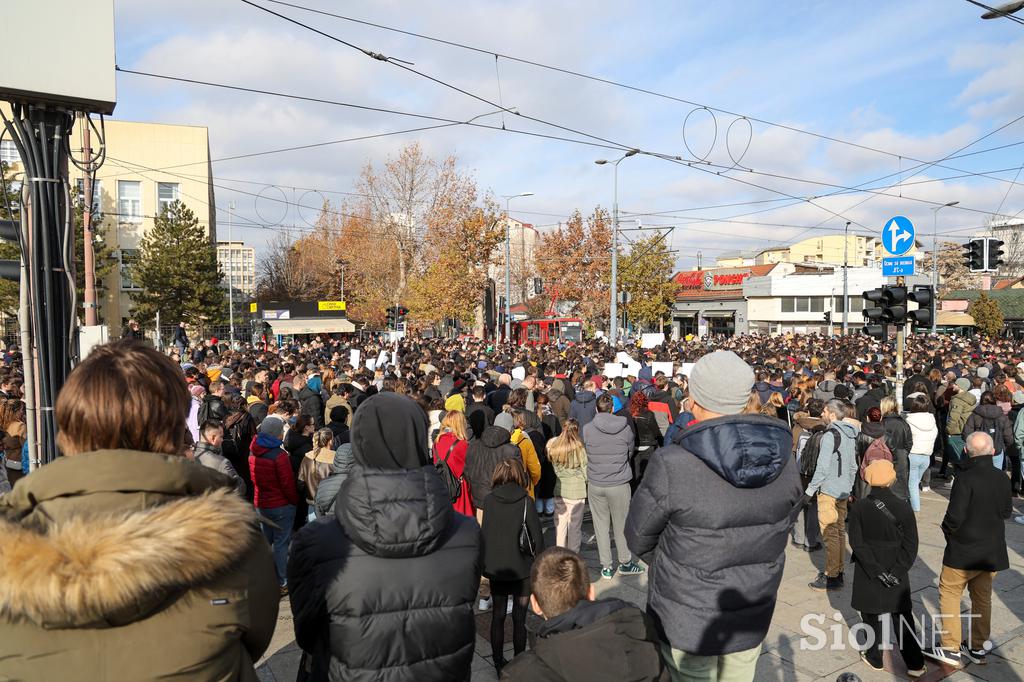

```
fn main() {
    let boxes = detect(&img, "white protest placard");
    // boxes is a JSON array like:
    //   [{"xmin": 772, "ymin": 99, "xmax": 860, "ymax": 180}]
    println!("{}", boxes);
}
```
[
  {"xmin": 365, "ymin": 358, "xmax": 377, "ymax": 372},
  {"xmin": 376, "ymin": 350, "xmax": 390, "ymax": 368},
  {"xmin": 640, "ymin": 333, "xmax": 664, "ymax": 349},
  {"xmin": 349, "ymin": 349, "xmax": 361, "ymax": 368},
  {"xmin": 678, "ymin": 363, "xmax": 695, "ymax": 378},
  {"xmin": 651, "ymin": 361, "xmax": 674, "ymax": 377},
  {"xmin": 623, "ymin": 361, "xmax": 642, "ymax": 378},
  {"xmin": 602, "ymin": 363, "xmax": 622, "ymax": 378},
  {"xmin": 615, "ymin": 351, "xmax": 636, "ymax": 366}
]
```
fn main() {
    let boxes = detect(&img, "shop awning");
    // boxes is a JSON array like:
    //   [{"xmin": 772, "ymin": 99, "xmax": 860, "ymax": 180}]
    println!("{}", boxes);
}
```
[
  {"xmin": 268, "ymin": 318, "xmax": 355, "ymax": 335},
  {"xmin": 936, "ymin": 311, "xmax": 974, "ymax": 327},
  {"xmin": 701, "ymin": 310, "xmax": 736, "ymax": 318}
]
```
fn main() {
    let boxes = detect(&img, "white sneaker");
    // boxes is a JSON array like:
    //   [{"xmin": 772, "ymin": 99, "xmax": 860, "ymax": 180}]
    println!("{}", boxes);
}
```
[
  {"xmin": 921, "ymin": 486, "xmax": 931, "ymax": 493},
  {"xmin": 478, "ymin": 598, "xmax": 492, "ymax": 612},
  {"xmin": 1014, "ymin": 516, "xmax": 1024, "ymax": 525},
  {"xmin": 506, "ymin": 600, "xmax": 513, "ymax": 615}
]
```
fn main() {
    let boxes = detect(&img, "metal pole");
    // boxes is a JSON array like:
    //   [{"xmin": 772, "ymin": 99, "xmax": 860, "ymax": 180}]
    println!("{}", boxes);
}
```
[
  {"xmin": 610, "ymin": 162, "xmax": 620, "ymax": 344},
  {"xmin": 228, "ymin": 201, "xmax": 235, "ymax": 344},
  {"xmin": 155, "ymin": 309, "xmax": 161, "ymax": 351},
  {"xmin": 81, "ymin": 114, "xmax": 98, "ymax": 326},
  {"xmin": 504, "ymin": 200, "xmax": 511, "ymax": 343},
  {"xmin": 842, "ymin": 221, "xmax": 850, "ymax": 335},
  {"xmin": 17, "ymin": 201, "xmax": 38, "ymax": 471},
  {"xmin": 896, "ymin": 274, "xmax": 906, "ymax": 406}
]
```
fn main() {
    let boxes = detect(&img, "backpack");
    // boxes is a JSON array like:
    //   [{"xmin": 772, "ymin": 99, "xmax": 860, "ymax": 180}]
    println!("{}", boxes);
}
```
[
  {"xmin": 197, "ymin": 398, "xmax": 212, "ymax": 427},
  {"xmin": 434, "ymin": 439, "xmax": 463, "ymax": 504},
  {"xmin": 799, "ymin": 426, "xmax": 840, "ymax": 484},
  {"xmin": 859, "ymin": 437, "xmax": 893, "ymax": 482}
]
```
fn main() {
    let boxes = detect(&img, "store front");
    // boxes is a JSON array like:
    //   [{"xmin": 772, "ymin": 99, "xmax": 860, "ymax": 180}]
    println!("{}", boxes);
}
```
[{"xmin": 671, "ymin": 265, "xmax": 771, "ymax": 338}]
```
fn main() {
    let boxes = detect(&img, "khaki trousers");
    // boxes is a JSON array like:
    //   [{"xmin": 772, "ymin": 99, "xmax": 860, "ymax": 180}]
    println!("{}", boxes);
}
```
[
  {"xmin": 816, "ymin": 494, "xmax": 847, "ymax": 577},
  {"xmin": 937, "ymin": 565, "xmax": 995, "ymax": 650}
]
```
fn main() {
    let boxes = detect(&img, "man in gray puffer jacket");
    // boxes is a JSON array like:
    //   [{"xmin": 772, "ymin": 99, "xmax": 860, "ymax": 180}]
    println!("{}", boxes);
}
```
[
  {"xmin": 626, "ymin": 351, "xmax": 802, "ymax": 681},
  {"xmin": 314, "ymin": 443, "xmax": 354, "ymax": 516},
  {"xmin": 582, "ymin": 394, "xmax": 644, "ymax": 581}
]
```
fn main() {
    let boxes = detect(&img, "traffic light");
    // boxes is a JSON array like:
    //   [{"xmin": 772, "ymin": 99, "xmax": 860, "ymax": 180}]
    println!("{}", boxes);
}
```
[
  {"xmin": 987, "ymin": 238, "xmax": 1005, "ymax": 271},
  {"xmin": 908, "ymin": 285, "xmax": 934, "ymax": 330},
  {"xmin": 386, "ymin": 308, "xmax": 397, "ymax": 328},
  {"xmin": 881, "ymin": 286, "xmax": 907, "ymax": 324},
  {"xmin": 862, "ymin": 288, "xmax": 887, "ymax": 339},
  {"xmin": 397, "ymin": 306, "xmax": 409, "ymax": 320},
  {"xmin": 0, "ymin": 220, "xmax": 19, "ymax": 282},
  {"xmin": 824, "ymin": 310, "xmax": 831, "ymax": 326},
  {"xmin": 533, "ymin": 277, "xmax": 543, "ymax": 296},
  {"xmin": 964, "ymin": 238, "xmax": 986, "ymax": 272}
]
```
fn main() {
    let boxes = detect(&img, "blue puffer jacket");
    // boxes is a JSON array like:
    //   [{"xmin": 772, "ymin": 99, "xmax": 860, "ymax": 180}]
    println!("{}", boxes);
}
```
[{"xmin": 625, "ymin": 414, "xmax": 802, "ymax": 656}]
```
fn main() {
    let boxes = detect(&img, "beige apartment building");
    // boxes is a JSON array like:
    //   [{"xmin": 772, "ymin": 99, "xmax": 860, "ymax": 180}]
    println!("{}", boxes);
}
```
[
  {"xmin": 715, "ymin": 234, "xmax": 894, "ymax": 269},
  {"xmin": 217, "ymin": 240, "xmax": 256, "ymax": 298},
  {"xmin": 0, "ymin": 109, "xmax": 216, "ymax": 327}
]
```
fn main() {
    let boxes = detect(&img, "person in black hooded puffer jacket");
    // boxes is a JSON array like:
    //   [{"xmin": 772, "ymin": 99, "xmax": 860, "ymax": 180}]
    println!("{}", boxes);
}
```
[{"xmin": 287, "ymin": 393, "xmax": 481, "ymax": 682}]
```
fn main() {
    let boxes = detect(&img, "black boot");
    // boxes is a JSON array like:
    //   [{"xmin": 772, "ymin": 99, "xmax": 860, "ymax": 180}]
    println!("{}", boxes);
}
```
[{"xmin": 494, "ymin": 655, "xmax": 508, "ymax": 676}]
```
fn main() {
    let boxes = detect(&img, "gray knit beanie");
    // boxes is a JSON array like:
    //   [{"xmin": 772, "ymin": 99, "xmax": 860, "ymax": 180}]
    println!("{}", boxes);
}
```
[
  {"xmin": 494, "ymin": 411, "xmax": 515, "ymax": 432},
  {"xmin": 689, "ymin": 351, "xmax": 755, "ymax": 416}
]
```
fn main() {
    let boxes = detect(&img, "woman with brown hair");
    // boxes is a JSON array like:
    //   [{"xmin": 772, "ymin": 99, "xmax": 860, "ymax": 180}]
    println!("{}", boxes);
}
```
[
  {"xmin": 0, "ymin": 339, "xmax": 278, "ymax": 680},
  {"xmin": 0, "ymin": 400, "xmax": 26, "ymax": 486}
]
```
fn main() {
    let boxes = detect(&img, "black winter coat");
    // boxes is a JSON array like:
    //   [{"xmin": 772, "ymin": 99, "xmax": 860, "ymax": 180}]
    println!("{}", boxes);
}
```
[
  {"xmin": 634, "ymin": 411, "xmax": 663, "ymax": 450},
  {"xmin": 848, "ymin": 487, "xmax": 918, "ymax": 614},
  {"xmin": 287, "ymin": 463, "xmax": 481, "ymax": 682},
  {"xmin": 964, "ymin": 404, "xmax": 1014, "ymax": 457},
  {"xmin": 464, "ymin": 426, "xmax": 521, "ymax": 508},
  {"xmin": 501, "ymin": 599, "xmax": 667, "ymax": 682},
  {"xmin": 625, "ymin": 415, "xmax": 802, "ymax": 656},
  {"xmin": 481, "ymin": 483, "xmax": 543, "ymax": 582},
  {"xmin": 486, "ymin": 386, "xmax": 512, "ymax": 414},
  {"xmin": 881, "ymin": 415, "xmax": 912, "ymax": 501},
  {"xmin": 941, "ymin": 455, "xmax": 1012, "ymax": 571},
  {"xmin": 465, "ymin": 401, "xmax": 495, "ymax": 440},
  {"xmin": 856, "ymin": 387, "xmax": 887, "ymax": 422},
  {"xmin": 298, "ymin": 387, "xmax": 325, "ymax": 429}
]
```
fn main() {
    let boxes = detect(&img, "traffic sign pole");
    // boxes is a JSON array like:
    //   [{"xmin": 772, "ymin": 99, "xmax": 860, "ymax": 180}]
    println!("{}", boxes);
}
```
[{"xmin": 895, "ymin": 275, "xmax": 905, "ymax": 407}]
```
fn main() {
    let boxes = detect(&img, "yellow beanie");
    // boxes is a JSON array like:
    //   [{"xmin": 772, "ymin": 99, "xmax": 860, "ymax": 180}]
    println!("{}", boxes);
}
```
[{"xmin": 444, "ymin": 394, "xmax": 466, "ymax": 413}]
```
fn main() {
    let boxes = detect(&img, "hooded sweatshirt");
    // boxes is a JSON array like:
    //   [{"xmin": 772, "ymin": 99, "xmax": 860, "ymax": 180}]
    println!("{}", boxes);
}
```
[
  {"xmin": 581, "ymin": 412, "xmax": 634, "ymax": 488},
  {"xmin": 464, "ymin": 425, "xmax": 521, "ymax": 507},
  {"xmin": 805, "ymin": 419, "xmax": 859, "ymax": 500},
  {"xmin": 905, "ymin": 411, "xmax": 939, "ymax": 456},
  {"xmin": 625, "ymin": 414, "xmax": 802, "ymax": 656},
  {"xmin": 569, "ymin": 390, "xmax": 598, "ymax": 428}
]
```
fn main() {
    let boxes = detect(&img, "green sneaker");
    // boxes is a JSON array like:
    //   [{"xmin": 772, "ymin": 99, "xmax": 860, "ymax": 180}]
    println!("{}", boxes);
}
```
[
  {"xmin": 618, "ymin": 561, "xmax": 646, "ymax": 576},
  {"xmin": 600, "ymin": 567, "xmax": 615, "ymax": 580}
]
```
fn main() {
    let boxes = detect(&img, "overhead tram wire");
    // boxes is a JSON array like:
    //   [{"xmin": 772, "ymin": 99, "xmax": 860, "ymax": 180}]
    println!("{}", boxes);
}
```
[
  {"xmin": 116, "ymin": 66, "xmax": 1024, "ymax": 237},
  {"xmin": 258, "ymin": 0, "xmax": 1024, "ymax": 183}
]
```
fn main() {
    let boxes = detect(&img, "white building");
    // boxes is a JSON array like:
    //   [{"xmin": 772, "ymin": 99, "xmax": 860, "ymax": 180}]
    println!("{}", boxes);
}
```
[{"xmin": 216, "ymin": 241, "xmax": 256, "ymax": 298}]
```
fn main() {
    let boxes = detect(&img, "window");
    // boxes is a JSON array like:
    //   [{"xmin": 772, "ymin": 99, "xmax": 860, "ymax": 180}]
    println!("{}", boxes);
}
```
[
  {"xmin": 118, "ymin": 181, "xmax": 142, "ymax": 223},
  {"xmin": 796, "ymin": 297, "xmax": 809, "ymax": 312},
  {"xmin": 74, "ymin": 178, "xmax": 103, "ymax": 215},
  {"xmin": 0, "ymin": 140, "xmax": 18, "ymax": 165},
  {"xmin": 781, "ymin": 297, "xmax": 795, "ymax": 313},
  {"xmin": 810, "ymin": 297, "xmax": 824, "ymax": 313},
  {"xmin": 157, "ymin": 183, "xmax": 179, "ymax": 213},
  {"xmin": 120, "ymin": 248, "xmax": 141, "ymax": 290},
  {"xmin": 833, "ymin": 297, "xmax": 865, "ymax": 313}
]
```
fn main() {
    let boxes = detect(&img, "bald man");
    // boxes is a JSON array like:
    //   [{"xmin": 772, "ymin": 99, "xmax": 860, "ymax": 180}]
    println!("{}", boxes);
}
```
[{"xmin": 924, "ymin": 432, "xmax": 1012, "ymax": 669}]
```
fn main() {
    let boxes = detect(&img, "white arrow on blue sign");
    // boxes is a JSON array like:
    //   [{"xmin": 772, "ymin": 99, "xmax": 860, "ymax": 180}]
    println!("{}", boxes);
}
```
[{"xmin": 881, "ymin": 216, "xmax": 915, "ymax": 256}]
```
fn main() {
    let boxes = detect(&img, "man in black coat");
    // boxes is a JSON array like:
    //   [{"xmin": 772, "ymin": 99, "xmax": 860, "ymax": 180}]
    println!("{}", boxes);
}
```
[
  {"xmin": 465, "ymin": 386, "xmax": 495, "ymax": 440},
  {"xmin": 502, "ymin": 547, "xmax": 665, "ymax": 681},
  {"xmin": 924, "ymin": 431, "xmax": 1012, "ymax": 669},
  {"xmin": 626, "ymin": 351, "xmax": 802, "ymax": 679},
  {"xmin": 295, "ymin": 374, "xmax": 325, "ymax": 429},
  {"xmin": 287, "ymin": 393, "xmax": 480, "ymax": 681}
]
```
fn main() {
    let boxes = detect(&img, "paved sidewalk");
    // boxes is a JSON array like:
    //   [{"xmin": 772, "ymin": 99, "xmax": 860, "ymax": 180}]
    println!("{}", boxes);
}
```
[{"xmin": 257, "ymin": 479, "xmax": 1024, "ymax": 681}]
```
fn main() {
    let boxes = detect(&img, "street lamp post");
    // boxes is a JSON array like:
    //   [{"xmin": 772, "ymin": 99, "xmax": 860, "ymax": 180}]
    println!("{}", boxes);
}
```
[
  {"xmin": 595, "ymin": 149, "xmax": 638, "ymax": 344},
  {"xmin": 842, "ymin": 221, "xmax": 850, "ymax": 335},
  {"xmin": 228, "ymin": 201, "xmax": 235, "ymax": 344},
  {"xmin": 932, "ymin": 200, "xmax": 959, "ymax": 335},
  {"xmin": 501, "ymin": 192, "xmax": 534, "ymax": 343}
]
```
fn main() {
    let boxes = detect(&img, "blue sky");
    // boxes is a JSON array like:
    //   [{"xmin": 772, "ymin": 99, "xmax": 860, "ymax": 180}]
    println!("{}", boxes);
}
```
[{"xmin": 110, "ymin": 0, "xmax": 1024, "ymax": 266}]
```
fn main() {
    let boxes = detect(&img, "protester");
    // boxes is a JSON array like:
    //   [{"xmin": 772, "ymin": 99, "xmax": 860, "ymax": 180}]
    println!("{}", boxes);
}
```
[
  {"xmin": 501, "ymin": 547, "xmax": 666, "ymax": 681},
  {"xmin": 923, "ymin": 431, "xmax": 1013, "ymax": 669},
  {"xmin": 466, "ymin": 385, "xmax": 495, "ymax": 439},
  {"xmin": 480, "ymin": 458, "xmax": 544, "ymax": 675},
  {"xmin": 583, "ymin": 394, "xmax": 643, "ymax": 580},
  {"xmin": 905, "ymin": 394, "xmax": 939, "ymax": 512},
  {"xmin": 313, "ymin": 442, "xmax": 353, "ymax": 517},
  {"xmin": 629, "ymin": 391, "xmax": 662, "ymax": 489},
  {"xmin": 509, "ymin": 410, "xmax": 543, "ymax": 499},
  {"xmin": 297, "ymin": 428, "xmax": 336, "ymax": 521},
  {"xmin": 547, "ymin": 418, "xmax": 588, "ymax": 552},
  {"xmin": 249, "ymin": 416, "xmax": 298, "ymax": 594},
  {"xmin": 194, "ymin": 419, "xmax": 246, "ymax": 497},
  {"xmin": 805, "ymin": 398, "xmax": 859, "ymax": 591},
  {"xmin": 434, "ymin": 409, "xmax": 475, "ymax": 517},
  {"xmin": 626, "ymin": 350, "xmax": 802, "ymax": 680},
  {"xmin": 879, "ymin": 396, "xmax": 913, "ymax": 501},
  {"xmin": 287, "ymin": 392, "xmax": 480, "ymax": 681},
  {"xmin": 0, "ymin": 340, "xmax": 278, "ymax": 679},
  {"xmin": 792, "ymin": 398, "xmax": 825, "ymax": 551},
  {"xmin": 569, "ymin": 379, "xmax": 598, "ymax": 427},
  {"xmin": 847, "ymin": 459, "xmax": 925, "ymax": 677},
  {"xmin": 964, "ymin": 390, "xmax": 1014, "ymax": 472}
]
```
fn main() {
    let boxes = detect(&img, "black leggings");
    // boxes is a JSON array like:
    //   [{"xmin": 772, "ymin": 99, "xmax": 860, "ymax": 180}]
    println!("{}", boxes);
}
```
[{"xmin": 490, "ymin": 593, "xmax": 530, "ymax": 661}]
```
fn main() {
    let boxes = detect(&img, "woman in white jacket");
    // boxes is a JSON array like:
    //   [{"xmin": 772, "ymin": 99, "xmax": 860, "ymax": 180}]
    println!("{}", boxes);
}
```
[{"xmin": 904, "ymin": 393, "xmax": 938, "ymax": 512}]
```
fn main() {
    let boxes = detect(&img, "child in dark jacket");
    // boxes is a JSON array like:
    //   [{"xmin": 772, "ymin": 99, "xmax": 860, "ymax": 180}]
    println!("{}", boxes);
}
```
[
  {"xmin": 501, "ymin": 547, "xmax": 666, "ymax": 681},
  {"xmin": 481, "ymin": 458, "xmax": 544, "ymax": 676}
]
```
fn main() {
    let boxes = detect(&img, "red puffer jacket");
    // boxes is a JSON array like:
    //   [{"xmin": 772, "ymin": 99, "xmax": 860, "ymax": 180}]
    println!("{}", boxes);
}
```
[{"xmin": 249, "ymin": 433, "xmax": 298, "ymax": 509}]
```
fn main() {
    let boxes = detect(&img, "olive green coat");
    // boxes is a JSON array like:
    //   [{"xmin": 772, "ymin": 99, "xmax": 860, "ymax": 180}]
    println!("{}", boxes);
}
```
[{"xmin": 0, "ymin": 449, "xmax": 279, "ymax": 681}]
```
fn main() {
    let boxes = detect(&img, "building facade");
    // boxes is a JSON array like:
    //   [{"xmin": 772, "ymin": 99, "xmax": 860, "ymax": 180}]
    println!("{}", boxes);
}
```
[
  {"xmin": 487, "ymin": 216, "xmax": 539, "ymax": 308},
  {"xmin": 1, "ymin": 108, "xmax": 217, "ymax": 328},
  {"xmin": 216, "ymin": 241, "xmax": 256, "ymax": 298},
  {"xmin": 715, "ymin": 234, "xmax": 894, "ymax": 269},
  {"xmin": 671, "ymin": 265, "xmax": 775, "ymax": 338}
]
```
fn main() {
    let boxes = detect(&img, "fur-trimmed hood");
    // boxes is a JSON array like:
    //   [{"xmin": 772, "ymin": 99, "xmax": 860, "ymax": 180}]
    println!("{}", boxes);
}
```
[{"xmin": 0, "ymin": 449, "xmax": 261, "ymax": 629}]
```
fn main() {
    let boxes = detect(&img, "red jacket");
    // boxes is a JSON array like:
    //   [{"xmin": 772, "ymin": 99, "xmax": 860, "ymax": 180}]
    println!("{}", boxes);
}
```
[
  {"xmin": 434, "ymin": 432, "xmax": 474, "ymax": 517},
  {"xmin": 249, "ymin": 433, "xmax": 298, "ymax": 509}
]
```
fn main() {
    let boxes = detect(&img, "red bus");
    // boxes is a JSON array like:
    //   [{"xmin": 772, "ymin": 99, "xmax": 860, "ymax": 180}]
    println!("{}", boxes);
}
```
[{"xmin": 512, "ymin": 317, "xmax": 583, "ymax": 346}]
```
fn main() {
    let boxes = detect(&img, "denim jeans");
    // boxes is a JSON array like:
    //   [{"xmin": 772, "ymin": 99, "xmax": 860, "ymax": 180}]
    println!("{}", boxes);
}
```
[
  {"xmin": 259, "ymin": 504, "xmax": 295, "ymax": 586},
  {"xmin": 908, "ymin": 454, "xmax": 930, "ymax": 512}
]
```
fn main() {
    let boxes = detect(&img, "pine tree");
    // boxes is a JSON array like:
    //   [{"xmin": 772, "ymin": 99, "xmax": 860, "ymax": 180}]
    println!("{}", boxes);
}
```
[
  {"xmin": 969, "ymin": 292, "xmax": 1004, "ymax": 337},
  {"xmin": 130, "ymin": 201, "xmax": 223, "ymax": 328}
]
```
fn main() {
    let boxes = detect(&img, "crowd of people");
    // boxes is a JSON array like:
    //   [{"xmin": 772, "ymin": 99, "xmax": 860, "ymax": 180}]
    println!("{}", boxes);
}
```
[{"xmin": 0, "ymin": 328, "xmax": 1018, "ymax": 680}]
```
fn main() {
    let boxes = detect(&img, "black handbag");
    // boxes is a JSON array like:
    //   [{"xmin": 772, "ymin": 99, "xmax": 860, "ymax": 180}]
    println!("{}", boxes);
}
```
[{"xmin": 518, "ymin": 498, "xmax": 535, "ymax": 556}]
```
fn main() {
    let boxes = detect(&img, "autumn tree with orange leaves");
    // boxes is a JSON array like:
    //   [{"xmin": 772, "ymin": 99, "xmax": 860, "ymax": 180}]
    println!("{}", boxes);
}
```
[{"xmin": 534, "ymin": 208, "xmax": 613, "ymax": 326}]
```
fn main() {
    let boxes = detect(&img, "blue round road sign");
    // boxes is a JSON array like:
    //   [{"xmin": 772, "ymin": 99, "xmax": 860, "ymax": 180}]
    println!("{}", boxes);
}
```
[{"xmin": 881, "ymin": 216, "xmax": 915, "ymax": 256}]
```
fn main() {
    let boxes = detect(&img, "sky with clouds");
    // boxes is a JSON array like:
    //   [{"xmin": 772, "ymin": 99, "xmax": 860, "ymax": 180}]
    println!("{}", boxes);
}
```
[{"xmin": 109, "ymin": 0, "xmax": 1024, "ymax": 267}]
